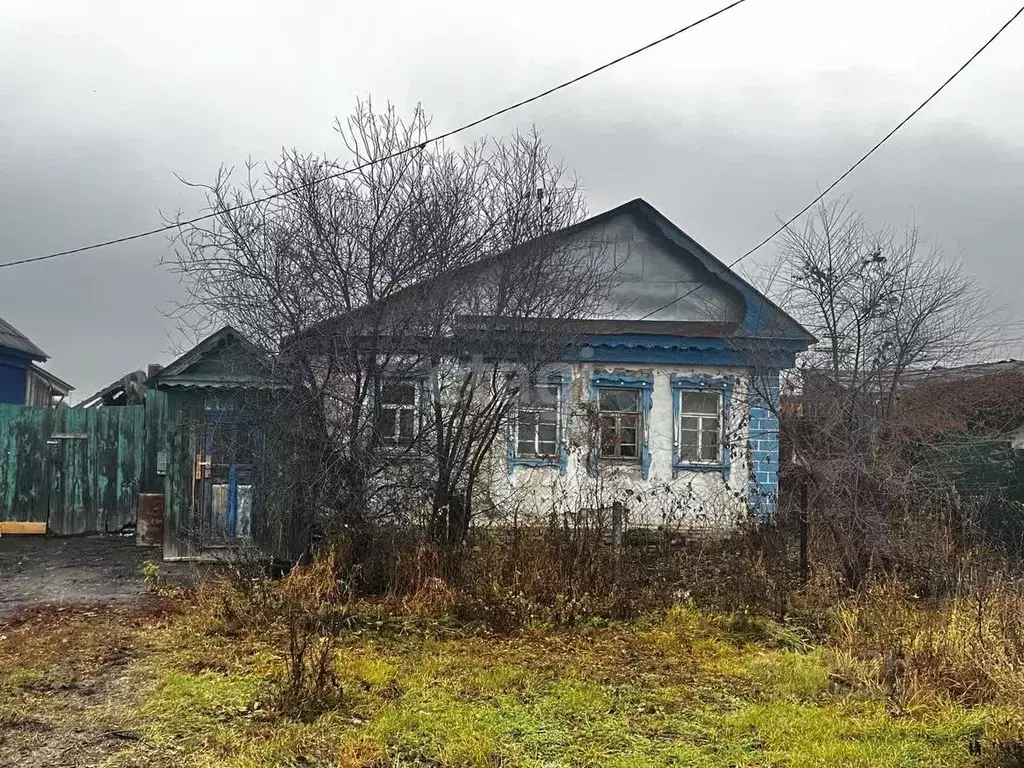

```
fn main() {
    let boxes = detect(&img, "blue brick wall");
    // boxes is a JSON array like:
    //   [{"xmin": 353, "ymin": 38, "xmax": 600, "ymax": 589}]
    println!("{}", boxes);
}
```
[{"xmin": 747, "ymin": 371, "xmax": 780, "ymax": 519}]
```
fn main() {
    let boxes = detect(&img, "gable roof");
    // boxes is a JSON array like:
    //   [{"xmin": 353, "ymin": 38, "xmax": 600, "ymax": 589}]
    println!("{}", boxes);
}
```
[
  {"xmin": 294, "ymin": 198, "xmax": 814, "ymax": 348},
  {"xmin": 622, "ymin": 199, "xmax": 814, "ymax": 343},
  {"xmin": 77, "ymin": 370, "xmax": 147, "ymax": 408},
  {"xmin": 0, "ymin": 315, "xmax": 48, "ymax": 360},
  {"xmin": 903, "ymin": 360, "xmax": 1024, "ymax": 387},
  {"xmin": 147, "ymin": 326, "xmax": 282, "ymax": 390}
]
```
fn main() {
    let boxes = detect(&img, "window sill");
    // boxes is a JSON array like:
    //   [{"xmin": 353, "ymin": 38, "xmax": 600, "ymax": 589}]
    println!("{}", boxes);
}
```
[
  {"xmin": 673, "ymin": 461, "xmax": 728, "ymax": 476},
  {"xmin": 511, "ymin": 457, "xmax": 561, "ymax": 468},
  {"xmin": 379, "ymin": 445, "xmax": 425, "ymax": 461}
]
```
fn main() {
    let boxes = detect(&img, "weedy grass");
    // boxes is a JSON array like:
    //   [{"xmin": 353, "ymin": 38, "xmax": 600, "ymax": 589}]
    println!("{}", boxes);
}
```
[{"xmin": 1, "ymin": 591, "xmax": 1020, "ymax": 767}]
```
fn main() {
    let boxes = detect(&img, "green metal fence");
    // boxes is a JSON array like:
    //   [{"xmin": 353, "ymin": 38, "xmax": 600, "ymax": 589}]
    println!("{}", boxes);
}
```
[
  {"xmin": 0, "ymin": 404, "xmax": 147, "ymax": 534},
  {"xmin": 922, "ymin": 435, "xmax": 1024, "ymax": 549}
]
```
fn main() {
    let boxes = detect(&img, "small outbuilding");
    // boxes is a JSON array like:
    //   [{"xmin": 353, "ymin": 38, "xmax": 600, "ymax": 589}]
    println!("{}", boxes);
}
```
[{"xmin": 145, "ymin": 326, "xmax": 281, "ymax": 560}]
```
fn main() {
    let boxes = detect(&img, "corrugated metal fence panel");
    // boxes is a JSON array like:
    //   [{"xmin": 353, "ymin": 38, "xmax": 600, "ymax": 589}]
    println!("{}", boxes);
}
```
[{"xmin": 0, "ymin": 404, "xmax": 148, "ymax": 534}]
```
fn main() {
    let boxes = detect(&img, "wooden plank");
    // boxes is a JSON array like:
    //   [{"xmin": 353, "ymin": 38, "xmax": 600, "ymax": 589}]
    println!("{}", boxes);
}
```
[
  {"xmin": 0, "ymin": 404, "xmax": 19, "ymax": 520},
  {"xmin": 95, "ymin": 408, "xmax": 115, "ymax": 531},
  {"xmin": 0, "ymin": 521, "xmax": 46, "ymax": 535},
  {"xmin": 110, "ymin": 406, "xmax": 144, "ymax": 532},
  {"xmin": 0, "ymin": 404, "xmax": 49, "ymax": 524},
  {"xmin": 2, "ymin": 404, "xmax": 148, "ymax": 535}
]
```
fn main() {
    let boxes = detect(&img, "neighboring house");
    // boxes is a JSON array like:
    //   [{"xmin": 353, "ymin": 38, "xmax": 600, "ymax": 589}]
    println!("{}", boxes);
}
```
[
  {"xmin": 0, "ymin": 315, "xmax": 72, "ymax": 406},
  {"xmin": 301, "ymin": 198, "xmax": 815, "ymax": 531},
  {"xmin": 793, "ymin": 359, "xmax": 1024, "ymax": 547},
  {"xmin": 77, "ymin": 368, "xmax": 155, "ymax": 408},
  {"xmin": 903, "ymin": 361, "xmax": 1024, "ymax": 547}
]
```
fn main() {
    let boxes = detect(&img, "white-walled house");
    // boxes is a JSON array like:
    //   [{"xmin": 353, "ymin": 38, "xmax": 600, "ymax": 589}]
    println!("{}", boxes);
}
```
[{"xmin": 351, "ymin": 199, "xmax": 815, "ymax": 532}]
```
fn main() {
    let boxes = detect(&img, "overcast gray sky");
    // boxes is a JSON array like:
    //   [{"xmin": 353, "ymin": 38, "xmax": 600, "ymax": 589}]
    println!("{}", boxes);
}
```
[{"xmin": 2, "ymin": 0, "xmax": 1022, "ymax": 399}]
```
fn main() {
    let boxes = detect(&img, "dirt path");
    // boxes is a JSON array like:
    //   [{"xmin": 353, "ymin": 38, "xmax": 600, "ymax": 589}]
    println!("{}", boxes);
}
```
[
  {"xmin": 0, "ymin": 602, "xmax": 177, "ymax": 768},
  {"xmin": 0, "ymin": 537, "xmax": 207, "ymax": 766},
  {"xmin": 0, "ymin": 535, "xmax": 194, "ymax": 617}
]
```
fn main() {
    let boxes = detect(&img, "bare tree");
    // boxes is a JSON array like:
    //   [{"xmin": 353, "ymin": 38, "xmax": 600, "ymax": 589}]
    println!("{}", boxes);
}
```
[
  {"xmin": 169, "ymin": 100, "xmax": 611, "ymax": 559},
  {"xmin": 765, "ymin": 198, "xmax": 1007, "ymax": 588},
  {"xmin": 775, "ymin": 198, "xmax": 998, "ymax": 424}
]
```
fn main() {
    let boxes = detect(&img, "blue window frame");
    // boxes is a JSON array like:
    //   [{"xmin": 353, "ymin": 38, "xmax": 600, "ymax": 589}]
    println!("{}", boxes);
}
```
[
  {"xmin": 590, "ymin": 373, "xmax": 654, "ymax": 479},
  {"xmin": 508, "ymin": 374, "xmax": 569, "ymax": 474},
  {"xmin": 671, "ymin": 374, "xmax": 733, "ymax": 478}
]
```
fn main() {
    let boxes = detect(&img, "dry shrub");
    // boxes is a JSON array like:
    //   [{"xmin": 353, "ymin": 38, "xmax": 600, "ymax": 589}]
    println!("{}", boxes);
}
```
[
  {"xmin": 402, "ymin": 576, "xmax": 456, "ymax": 616},
  {"xmin": 276, "ymin": 546, "xmax": 351, "ymax": 718},
  {"xmin": 200, "ymin": 577, "xmax": 280, "ymax": 638},
  {"xmin": 186, "ymin": 544, "xmax": 286, "ymax": 636},
  {"xmin": 388, "ymin": 538, "xmax": 447, "ymax": 597},
  {"xmin": 191, "ymin": 544, "xmax": 353, "ymax": 719},
  {"xmin": 822, "ymin": 579, "xmax": 1024, "ymax": 707},
  {"xmin": 366, "ymin": 524, "xmax": 798, "ymax": 632},
  {"xmin": 447, "ymin": 528, "xmax": 668, "ymax": 630},
  {"xmin": 671, "ymin": 526, "xmax": 797, "ymax": 617}
]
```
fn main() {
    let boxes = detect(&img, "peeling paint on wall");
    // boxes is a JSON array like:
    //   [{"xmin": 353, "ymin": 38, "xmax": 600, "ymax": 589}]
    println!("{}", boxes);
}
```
[{"xmin": 484, "ymin": 362, "xmax": 767, "ymax": 532}]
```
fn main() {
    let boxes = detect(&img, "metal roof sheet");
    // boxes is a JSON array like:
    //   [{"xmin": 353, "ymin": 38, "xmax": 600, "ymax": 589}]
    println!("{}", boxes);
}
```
[{"xmin": 0, "ymin": 315, "xmax": 47, "ymax": 360}]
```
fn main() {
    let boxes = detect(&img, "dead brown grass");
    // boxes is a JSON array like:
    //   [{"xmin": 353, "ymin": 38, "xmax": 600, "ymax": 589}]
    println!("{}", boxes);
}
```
[{"xmin": 0, "ymin": 600, "xmax": 181, "ymax": 768}]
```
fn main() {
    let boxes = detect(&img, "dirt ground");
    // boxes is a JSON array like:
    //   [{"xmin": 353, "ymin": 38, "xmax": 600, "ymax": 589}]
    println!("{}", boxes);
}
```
[
  {"xmin": 0, "ymin": 536, "xmax": 219, "ymax": 767},
  {"xmin": 0, "ymin": 535, "xmax": 196, "ymax": 618}
]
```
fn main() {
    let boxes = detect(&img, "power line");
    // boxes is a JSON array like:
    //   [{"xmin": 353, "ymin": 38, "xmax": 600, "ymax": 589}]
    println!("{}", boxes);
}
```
[
  {"xmin": 0, "ymin": 0, "xmax": 750, "ymax": 271},
  {"xmin": 634, "ymin": 2, "xmax": 1024, "ymax": 323}
]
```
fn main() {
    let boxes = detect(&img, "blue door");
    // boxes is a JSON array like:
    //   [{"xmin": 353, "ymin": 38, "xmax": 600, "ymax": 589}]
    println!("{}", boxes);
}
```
[{"xmin": 197, "ymin": 409, "xmax": 255, "ymax": 545}]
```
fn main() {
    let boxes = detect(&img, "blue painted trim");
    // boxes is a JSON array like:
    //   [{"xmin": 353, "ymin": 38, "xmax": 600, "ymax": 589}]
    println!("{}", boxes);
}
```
[
  {"xmin": 670, "ymin": 374, "xmax": 734, "ymax": 479},
  {"xmin": 578, "ymin": 335, "xmax": 803, "ymax": 368},
  {"xmin": 512, "ymin": 457, "xmax": 559, "ymax": 468},
  {"xmin": 557, "ymin": 373, "xmax": 570, "ymax": 476},
  {"xmin": 581, "ymin": 346, "xmax": 795, "ymax": 368},
  {"xmin": 590, "ymin": 373, "xmax": 655, "ymax": 389},
  {"xmin": 507, "ymin": 371, "xmax": 570, "ymax": 475},
  {"xmin": 641, "ymin": 387, "xmax": 652, "ymax": 479},
  {"xmin": 589, "ymin": 372, "xmax": 654, "ymax": 479},
  {"xmin": 586, "ymin": 335, "xmax": 808, "ymax": 353}
]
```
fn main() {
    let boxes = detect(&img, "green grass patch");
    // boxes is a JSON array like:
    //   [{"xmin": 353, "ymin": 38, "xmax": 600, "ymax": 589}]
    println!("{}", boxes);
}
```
[{"xmin": 1, "ymin": 598, "xmax": 1013, "ymax": 767}]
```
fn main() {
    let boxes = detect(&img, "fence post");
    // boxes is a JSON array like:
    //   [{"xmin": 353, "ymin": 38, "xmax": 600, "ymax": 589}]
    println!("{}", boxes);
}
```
[
  {"xmin": 799, "ymin": 481, "xmax": 810, "ymax": 585},
  {"xmin": 611, "ymin": 500, "xmax": 624, "ymax": 583}
]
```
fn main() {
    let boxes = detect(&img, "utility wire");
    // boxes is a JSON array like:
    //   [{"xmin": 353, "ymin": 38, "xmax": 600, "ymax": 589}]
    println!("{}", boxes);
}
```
[
  {"xmin": 0, "ymin": 0, "xmax": 750, "ymax": 271},
  {"xmin": 633, "ymin": 2, "xmax": 1024, "ymax": 323}
]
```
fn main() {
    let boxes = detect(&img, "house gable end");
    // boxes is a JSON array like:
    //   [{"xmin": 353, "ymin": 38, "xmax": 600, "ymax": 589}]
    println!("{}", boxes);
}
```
[
  {"xmin": 148, "ymin": 326, "xmax": 279, "ymax": 389},
  {"xmin": 629, "ymin": 200, "xmax": 814, "ymax": 343},
  {"xmin": 560, "ymin": 208, "xmax": 746, "ymax": 330}
]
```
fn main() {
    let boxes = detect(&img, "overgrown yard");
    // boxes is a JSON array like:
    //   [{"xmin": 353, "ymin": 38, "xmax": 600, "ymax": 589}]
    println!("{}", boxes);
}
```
[{"xmin": 2, "ymin": 580, "xmax": 1021, "ymax": 768}]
